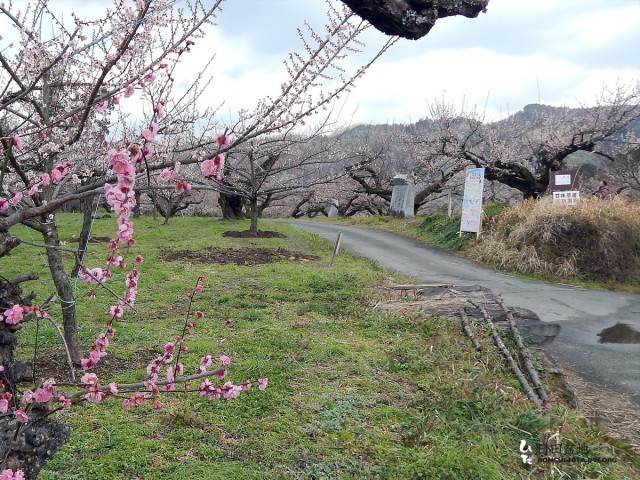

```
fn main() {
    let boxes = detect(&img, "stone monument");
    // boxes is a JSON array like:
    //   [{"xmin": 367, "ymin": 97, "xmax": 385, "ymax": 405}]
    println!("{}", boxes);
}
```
[
  {"xmin": 328, "ymin": 199, "xmax": 339, "ymax": 218},
  {"xmin": 389, "ymin": 175, "xmax": 415, "ymax": 219}
]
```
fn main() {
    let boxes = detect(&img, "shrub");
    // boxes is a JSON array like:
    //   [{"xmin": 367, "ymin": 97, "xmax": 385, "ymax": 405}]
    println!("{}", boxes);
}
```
[{"xmin": 468, "ymin": 197, "xmax": 640, "ymax": 283}]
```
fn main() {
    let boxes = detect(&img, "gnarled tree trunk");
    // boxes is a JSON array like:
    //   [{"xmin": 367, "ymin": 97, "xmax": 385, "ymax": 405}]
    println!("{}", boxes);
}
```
[
  {"xmin": 218, "ymin": 192, "xmax": 245, "ymax": 220},
  {"xmin": 0, "ymin": 276, "xmax": 71, "ymax": 480}
]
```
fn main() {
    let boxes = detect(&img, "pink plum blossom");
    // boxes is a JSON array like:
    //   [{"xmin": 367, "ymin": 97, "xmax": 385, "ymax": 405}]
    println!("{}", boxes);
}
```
[
  {"xmin": 175, "ymin": 180, "xmax": 191, "ymax": 193},
  {"xmin": 258, "ymin": 378, "xmax": 268, "ymax": 391},
  {"xmin": 200, "ymin": 159, "xmax": 217, "ymax": 177},
  {"xmin": 219, "ymin": 355, "xmax": 231, "ymax": 366},
  {"xmin": 9, "ymin": 192, "xmax": 23, "ymax": 206},
  {"xmin": 51, "ymin": 162, "xmax": 70, "ymax": 184},
  {"xmin": 21, "ymin": 390, "xmax": 34, "ymax": 404},
  {"xmin": 95, "ymin": 333, "xmax": 109, "ymax": 350},
  {"xmin": 81, "ymin": 373, "xmax": 99, "ymax": 386},
  {"xmin": 199, "ymin": 355, "xmax": 212, "ymax": 370},
  {"xmin": 0, "ymin": 468, "xmax": 25, "ymax": 480},
  {"xmin": 85, "ymin": 390, "xmax": 105, "ymax": 403},
  {"xmin": 139, "ymin": 123, "xmax": 159, "ymax": 142},
  {"xmin": 3, "ymin": 305, "xmax": 24, "ymax": 325},
  {"xmin": 13, "ymin": 409, "xmax": 29, "ymax": 423},
  {"xmin": 0, "ymin": 198, "xmax": 9, "ymax": 213},
  {"xmin": 143, "ymin": 144, "xmax": 154, "ymax": 158},
  {"xmin": 95, "ymin": 100, "xmax": 108, "ymax": 113},
  {"xmin": 215, "ymin": 132, "xmax": 230, "ymax": 149},
  {"xmin": 51, "ymin": 168, "xmax": 63, "ymax": 183},
  {"xmin": 124, "ymin": 85, "xmax": 135, "ymax": 97},
  {"xmin": 12, "ymin": 135, "xmax": 23, "ymax": 151},
  {"xmin": 154, "ymin": 102, "xmax": 165, "ymax": 119},
  {"xmin": 33, "ymin": 388, "xmax": 53, "ymax": 403},
  {"xmin": 78, "ymin": 267, "xmax": 109, "ymax": 285},
  {"xmin": 58, "ymin": 395, "xmax": 72, "ymax": 408},
  {"xmin": 158, "ymin": 169, "xmax": 175, "ymax": 184},
  {"xmin": 221, "ymin": 381, "xmax": 242, "ymax": 399},
  {"xmin": 39, "ymin": 173, "xmax": 51, "ymax": 186}
]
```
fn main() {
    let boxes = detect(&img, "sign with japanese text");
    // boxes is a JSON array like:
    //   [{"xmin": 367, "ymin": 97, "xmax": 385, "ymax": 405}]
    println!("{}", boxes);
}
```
[
  {"xmin": 460, "ymin": 168, "xmax": 485, "ymax": 234},
  {"xmin": 552, "ymin": 190, "xmax": 580, "ymax": 205}
]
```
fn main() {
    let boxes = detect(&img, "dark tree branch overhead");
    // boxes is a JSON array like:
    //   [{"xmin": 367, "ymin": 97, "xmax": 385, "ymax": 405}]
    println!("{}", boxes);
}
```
[{"xmin": 340, "ymin": 0, "xmax": 489, "ymax": 39}]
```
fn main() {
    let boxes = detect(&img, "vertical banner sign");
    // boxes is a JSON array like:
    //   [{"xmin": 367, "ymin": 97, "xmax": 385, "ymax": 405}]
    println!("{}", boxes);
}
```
[{"xmin": 460, "ymin": 168, "xmax": 485, "ymax": 234}]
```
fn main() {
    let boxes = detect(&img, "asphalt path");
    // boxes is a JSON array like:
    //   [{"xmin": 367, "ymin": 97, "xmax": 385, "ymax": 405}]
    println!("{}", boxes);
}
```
[{"xmin": 278, "ymin": 220, "xmax": 640, "ymax": 405}]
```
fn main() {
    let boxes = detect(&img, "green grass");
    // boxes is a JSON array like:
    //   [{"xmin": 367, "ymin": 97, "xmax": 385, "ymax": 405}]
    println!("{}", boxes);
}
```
[{"xmin": 4, "ymin": 214, "xmax": 639, "ymax": 479}]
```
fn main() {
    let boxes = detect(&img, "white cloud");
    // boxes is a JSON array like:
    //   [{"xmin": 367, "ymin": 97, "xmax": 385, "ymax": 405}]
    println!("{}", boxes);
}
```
[
  {"xmin": 190, "ymin": 0, "xmax": 639, "ymax": 125},
  {"xmin": 3, "ymin": 0, "xmax": 639, "ymax": 127}
]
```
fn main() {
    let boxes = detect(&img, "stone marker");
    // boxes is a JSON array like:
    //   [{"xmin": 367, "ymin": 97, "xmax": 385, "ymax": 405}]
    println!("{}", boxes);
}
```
[
  {"xmin": 389, "ymin": 174, "xmax": 415, "ymax": 219},
  {"xmin": 328, "ymin": 199, "xmax": 339, "ymax": 218}
]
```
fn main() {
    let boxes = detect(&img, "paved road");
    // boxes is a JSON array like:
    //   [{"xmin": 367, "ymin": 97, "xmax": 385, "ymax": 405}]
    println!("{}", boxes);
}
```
[{"xmin": 278, "ymin": 221, "xmax": 640, "ymax": 405}]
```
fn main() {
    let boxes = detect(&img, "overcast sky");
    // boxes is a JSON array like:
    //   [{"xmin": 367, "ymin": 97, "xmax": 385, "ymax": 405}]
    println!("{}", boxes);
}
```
[
  {"xmin": 3, "ymin": 0, "xmax": 639, "ymax": 127},
  {"xmin": 185, "ymin": 0, "xmax": 640, "ymax": 126}
]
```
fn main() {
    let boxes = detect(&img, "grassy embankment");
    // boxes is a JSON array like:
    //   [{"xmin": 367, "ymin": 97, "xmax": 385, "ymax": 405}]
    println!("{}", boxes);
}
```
[{"xmin": 5, "ymin": 213, "xmax": 639, "ymax": 479}]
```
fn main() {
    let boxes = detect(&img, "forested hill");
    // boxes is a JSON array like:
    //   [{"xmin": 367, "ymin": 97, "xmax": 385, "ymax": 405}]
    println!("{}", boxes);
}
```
[{"xmin": 343, "ymin": 103, "xmax": 640, "ymax": 146}]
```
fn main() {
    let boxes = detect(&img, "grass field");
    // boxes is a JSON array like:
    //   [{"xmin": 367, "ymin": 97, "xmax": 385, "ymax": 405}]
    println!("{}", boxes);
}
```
[{"xmin": 6, "ymin": 214, "xmax": 639, "ymax": 479}]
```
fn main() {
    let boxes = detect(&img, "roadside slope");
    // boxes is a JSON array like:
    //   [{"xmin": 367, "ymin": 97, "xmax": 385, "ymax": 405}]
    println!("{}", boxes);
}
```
[{"xmin": 277, "ymin": 220, "xmax": 640, "ymax": 405}]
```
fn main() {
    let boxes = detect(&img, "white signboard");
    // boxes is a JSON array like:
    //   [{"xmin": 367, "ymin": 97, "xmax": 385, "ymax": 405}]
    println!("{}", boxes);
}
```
[
  {"xmin": 554, "ymin": 174, "xmax": 571, "ymax": 186},
  {"xmin": 460, "ymin": 168, "xmax": 485, "ymax": 234},
  {"xmin": 552, "ymin": 190, "xmax": 580, "ymax": 205}
]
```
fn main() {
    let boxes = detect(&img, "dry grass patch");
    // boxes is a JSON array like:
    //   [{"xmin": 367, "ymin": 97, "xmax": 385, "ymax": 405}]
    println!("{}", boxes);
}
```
[{"xmin": 469, "ymin": 197, "xmax": 640, "ymax": 283}]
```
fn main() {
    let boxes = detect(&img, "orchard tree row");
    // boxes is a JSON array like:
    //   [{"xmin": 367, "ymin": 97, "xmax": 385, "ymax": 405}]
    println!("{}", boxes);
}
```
[
  {"xmin": 193, "ymin": 89, "xmax": 640, "ymax": 225},
  {"xmin": 0, "ymin": 0, "xmax": 490, "ymax": 477}
]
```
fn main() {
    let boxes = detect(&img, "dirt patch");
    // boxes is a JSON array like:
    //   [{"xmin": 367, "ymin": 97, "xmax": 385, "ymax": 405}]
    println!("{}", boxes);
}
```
[
  {"xmin": 89, "ymin": 236, "xmax": 112, "ymax": 243},
  {"xmin": 561, "ymin": 366, "xmax": 640, "ymax": 453},
  {"xmin": 160, "ymin": 247, "xmax": 320, "ymax": 266},
  {"xmin": 222, "ymin": 230, "xmax": 286, "ymax": 238},
  {"xmin": 31, "ymin": 347, "xmax": 157, "ymax": 385}
]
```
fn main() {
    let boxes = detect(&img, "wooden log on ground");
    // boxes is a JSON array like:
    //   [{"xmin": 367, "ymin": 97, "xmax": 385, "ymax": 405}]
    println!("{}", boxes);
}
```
[
  {"xmin": 468, "ymin": 299, "xmax": 542, "ymax": 410},
  {"xmin": 496, "ymin": 296, "xmax": 550, "ymax": 405},
  {"xmin": 388, "ymin": 284, "xmax": 454, "ymax": 290},
  {"xmin": 459, "ymin": 310, "xmax": 483, "ymax": 351}
]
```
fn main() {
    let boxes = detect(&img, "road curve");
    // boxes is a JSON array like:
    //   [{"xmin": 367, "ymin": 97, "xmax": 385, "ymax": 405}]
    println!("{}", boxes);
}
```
[{"xmin": 277, "ymin": 220, "xmax": 640, "ymax": 405}]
